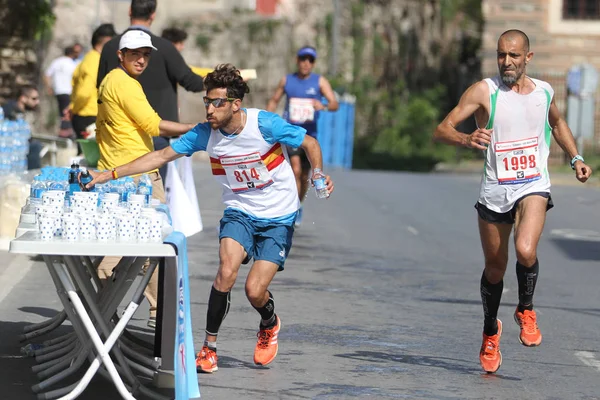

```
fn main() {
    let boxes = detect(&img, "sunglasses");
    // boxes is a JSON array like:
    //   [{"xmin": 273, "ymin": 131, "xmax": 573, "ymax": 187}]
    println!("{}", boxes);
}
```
[
  {"xmin": 298, "ymin": 55, "xmax": 315, "ymax": 63},
  {"xmin": 203, "ymin": 97, "xmax": 235, "ymax": 108}
]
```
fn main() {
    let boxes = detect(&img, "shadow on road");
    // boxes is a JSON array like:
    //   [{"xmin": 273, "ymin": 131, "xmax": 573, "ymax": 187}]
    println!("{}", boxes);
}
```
[
  {"xmin": 550, "ymin": 238, "xmax": 600, "ymax": 261},
  {"xmin": 334, "ymin": 350, "xmax": 521, "ymax": 380},
  {"xmin": 420, "ymin": 297, "xmax": 600, "ymax": 318},
  {"xmin": 19, "ymin": 307, "xmax": 61, "ymax": 319}
]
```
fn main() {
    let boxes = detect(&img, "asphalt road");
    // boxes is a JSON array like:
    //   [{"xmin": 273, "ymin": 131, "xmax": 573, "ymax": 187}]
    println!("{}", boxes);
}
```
[{"xmin": 1, "ymin": 162, "xmax": 599, "ymax": 400}]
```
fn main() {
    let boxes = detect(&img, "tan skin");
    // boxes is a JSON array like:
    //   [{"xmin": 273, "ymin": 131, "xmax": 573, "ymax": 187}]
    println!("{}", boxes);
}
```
[
  {"xmin": 117, "ymin": 47, "xmax": 194, "ymax": 136},
  {"xmin": 433, "ymin": 34, "xmax": 592, "ymax": 284},
  {"xmin": 267, "ymin": 55, "xmax": 339, "ymax": 202},
  {"xmin": 86, "ymin": 87, "xmax": 335, "ymax": 343}
]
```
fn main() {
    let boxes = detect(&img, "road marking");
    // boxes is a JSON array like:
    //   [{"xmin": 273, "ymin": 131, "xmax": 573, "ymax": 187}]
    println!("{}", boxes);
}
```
[
  {"xmin": 0, "ymin": 255, "xmax": 36, "ymax": 305},
  {"xmin": 550, "ymin": 229, "xmax": 600, "ymax": 242},
  {"xmin": 407, "ymin": 226, "xmax": 419, "ymax": 235},
  {"xmin": 575, "ymin": 351, "xmax": 600, "ymax": 372}
]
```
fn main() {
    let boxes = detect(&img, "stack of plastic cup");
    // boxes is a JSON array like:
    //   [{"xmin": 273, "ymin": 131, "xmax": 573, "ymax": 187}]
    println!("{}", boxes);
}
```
[
  {"xmin": 149, "ymin": 214, "xmax": 163, "ymax": 242},
  {"xmin": 39, "ymin": 216, "xmax": 57, "ymax": 241},
  {"xmin": 136, "ymin": 215, "xmax": 151, "ymax": 242},
  {"xmin": 42, "ymin": 191, "xmax": 65, "ymax": 208},
  {"xmin": 101, "ymin": 193, "xmax": 120, "ymax": 213},
  {"xmin": 62, "ymin": 214, "xmax": 80, "ymax": 242},
  {"xmin": 128, "ymin": 199, "xmax": 143, "ymax": 217},
  {"xmin": 95, "ymin": 215, "xmax": 115, "ymax": 242},
  {"xmin": 71, "ymin": 192, "xmax": 98, "ymax": 213},
  {"xmin": 78, "ymin": 214, "xmax": 97, "ymax": 241},
  {"xmin": 117, "ymin": 214, "xmax": 136, "ymax": 242}
]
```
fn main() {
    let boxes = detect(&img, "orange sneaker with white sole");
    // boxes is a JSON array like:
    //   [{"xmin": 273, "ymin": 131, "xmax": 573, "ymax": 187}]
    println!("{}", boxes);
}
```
[
  {"xmin": 514, "ymin": 308, "xmax": 542, "ymax": 347},
  {"xmin": 196, "ymin": 346, "xmax": 218, "ymax": 373},
  {"xmin": 254, "ymin": 315, "xmax": 281, "ymax": 366},
  {"xmin": 480, "ymin": 319, "xmax": 503, "ymax": 373}
]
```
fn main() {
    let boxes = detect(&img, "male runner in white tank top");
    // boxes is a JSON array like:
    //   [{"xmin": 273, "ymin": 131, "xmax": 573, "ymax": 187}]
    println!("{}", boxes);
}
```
[
  {"xmin": 85, "ymin": 64, "xmax": 335, "ymax": 374},
  {"xmin": 433, "ymin": 30, "xmax": 592, "ymax": 374}
]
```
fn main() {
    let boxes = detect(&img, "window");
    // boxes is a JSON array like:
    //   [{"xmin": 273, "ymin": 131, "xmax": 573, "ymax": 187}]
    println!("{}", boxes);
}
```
[{"xmin": 563, "ymin": 0, "xmax": 600, "ymax": 20}]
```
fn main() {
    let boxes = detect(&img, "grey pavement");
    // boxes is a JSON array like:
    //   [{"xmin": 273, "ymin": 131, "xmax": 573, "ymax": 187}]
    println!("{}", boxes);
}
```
[{"xmin": 1, "ymin": 162, "xmax": 600, "ymax": 399}]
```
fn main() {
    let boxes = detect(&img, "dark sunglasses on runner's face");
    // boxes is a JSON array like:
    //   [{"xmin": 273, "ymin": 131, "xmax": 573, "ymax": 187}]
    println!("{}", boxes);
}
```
[
  {"xmin": 298, "ymin": 55, "xmax": 315, "ymax": 63},
  {"xmin": 203, "ymin": 97, "xmax": 235, "ymax": 108}
]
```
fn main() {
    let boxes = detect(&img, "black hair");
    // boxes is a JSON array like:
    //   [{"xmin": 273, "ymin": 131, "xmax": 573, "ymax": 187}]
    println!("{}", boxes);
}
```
[
  {"xmin": 204, "ymin": 64, "xmax": 250, "ymax": 100},
  {"xmin": 18, "ymin": 85, "xmax": 37, "ymax": 98},
  {"xmin": 64, "ymin": 46, "xmax": 74, "ymax": 56},
  {"xmin": 130, "ymin": 0, "xmax": 157, "ymax": 20},
  {"xmin": 499, "ymin": 29, "xmax": 530, "ymax": 52},
  {"xmin": 91, "ymin": 23, "xmax": 117, "ymax": 47},
  {"xmin": 161, "ymin": 27, "xmax": 188, "ymax": 44}
]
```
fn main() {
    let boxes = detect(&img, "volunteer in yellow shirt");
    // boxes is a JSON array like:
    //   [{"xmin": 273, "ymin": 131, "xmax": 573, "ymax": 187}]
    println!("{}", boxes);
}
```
[
  {"xmin": 96, "ymin": 29, "xmax": 196, "ymax": 328},
  {"xmin": 70, "ymin": 23, "xmax": 116, "ymax": 140},
  {"xmin": 96, "ymin": 29, "xmax": 195, "ymax": 199}
]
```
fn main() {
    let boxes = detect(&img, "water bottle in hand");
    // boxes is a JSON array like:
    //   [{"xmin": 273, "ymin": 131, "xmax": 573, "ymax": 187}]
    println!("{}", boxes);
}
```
[
  {"xmin": 312, "ymin": 168, "xmax": 329, "ymax": 199},
  {"xmin": 79, "ymin": 167, "xmax": 94, "ymax": 192}
]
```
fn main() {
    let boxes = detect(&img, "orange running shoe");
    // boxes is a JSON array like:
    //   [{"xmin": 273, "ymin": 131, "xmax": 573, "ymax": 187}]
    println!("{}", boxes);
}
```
[
  {"xmin": 196, "ymin": 346, "xmax": 218, "ymax": 373},
  {"xmin": 514, "ymin": 308, "xmax": 542, "ymax": 346},
  {"xmin": 254, "ymin": 315, "xmax": 281, "ymax": 366},
  {"xmin": 479, "ymin": 319, "xmax": 503, "ymax": 373}
]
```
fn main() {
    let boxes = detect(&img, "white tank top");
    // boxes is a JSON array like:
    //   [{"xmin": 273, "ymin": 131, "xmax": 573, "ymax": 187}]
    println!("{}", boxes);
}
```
[
  {"xmin": 206, "ymin": 108, "xmax": 300, "ymax": 219},
  {"xmin": 478, "ymin": 76, "xmax": 554, "ymax": 213}
]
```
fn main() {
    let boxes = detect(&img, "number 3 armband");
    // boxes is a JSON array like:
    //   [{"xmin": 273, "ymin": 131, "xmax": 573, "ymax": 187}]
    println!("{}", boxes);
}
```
[{"xmin": 570, "ymin": 155, "xmax": 584, "ymax": 170}]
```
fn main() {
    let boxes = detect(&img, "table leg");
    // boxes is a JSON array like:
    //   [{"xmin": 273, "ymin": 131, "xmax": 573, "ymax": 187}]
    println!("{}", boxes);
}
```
[{"xmin": 53, "ymin": 263, "xmax": 137, "ymax": 400}]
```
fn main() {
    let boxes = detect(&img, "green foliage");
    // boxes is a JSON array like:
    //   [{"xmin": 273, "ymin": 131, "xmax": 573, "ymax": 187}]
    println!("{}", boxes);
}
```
[
  {"xmin": 195, "ymin": 34, "xmax": 210, "ymax": 52},
  {"xmin": 0, "ymin": 0, "xmax": 55, "ymax": 40},
  {"xmin": 349, "ymin": 79, "xmax": 455, "ymax": 170},
  {"xmin": 247, "ymin": 19, "xmax": 282, "ymax": 42}
]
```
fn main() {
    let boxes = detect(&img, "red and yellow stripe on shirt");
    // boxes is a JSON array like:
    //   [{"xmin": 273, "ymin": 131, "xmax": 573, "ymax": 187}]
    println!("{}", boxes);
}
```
[{"xmin": 210, "ymin": 143, "xmax": 285, "ymax": 176}]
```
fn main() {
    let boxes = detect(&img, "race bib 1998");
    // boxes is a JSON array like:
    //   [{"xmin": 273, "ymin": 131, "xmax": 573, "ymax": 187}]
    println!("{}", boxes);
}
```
[{"xmin": 495, "ymin": 137, "xmax": 541, "ymax": 185}]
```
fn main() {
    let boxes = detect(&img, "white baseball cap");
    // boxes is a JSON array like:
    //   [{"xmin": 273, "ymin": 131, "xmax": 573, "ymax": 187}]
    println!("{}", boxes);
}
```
[{"xmin": 119, "ymin": 30, "xmax": 157, "ymax": 51}]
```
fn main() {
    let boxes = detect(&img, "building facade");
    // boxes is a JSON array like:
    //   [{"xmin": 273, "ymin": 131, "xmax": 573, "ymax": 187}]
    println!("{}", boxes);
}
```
[{"xmin": 482, "ymin": 0, "xmax": 600, "ymax": 157}]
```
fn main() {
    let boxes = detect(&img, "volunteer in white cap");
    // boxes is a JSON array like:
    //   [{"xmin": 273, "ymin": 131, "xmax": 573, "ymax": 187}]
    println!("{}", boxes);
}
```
[{"xmin": 94, "ymin": 29, "xmax": 199, "ymax": 328}]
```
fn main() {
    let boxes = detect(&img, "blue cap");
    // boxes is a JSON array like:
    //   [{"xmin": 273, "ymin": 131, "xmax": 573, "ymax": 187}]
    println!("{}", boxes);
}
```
[{"xmin": 297, "ymin": 47, "xmax": 317, "ymax": 59}]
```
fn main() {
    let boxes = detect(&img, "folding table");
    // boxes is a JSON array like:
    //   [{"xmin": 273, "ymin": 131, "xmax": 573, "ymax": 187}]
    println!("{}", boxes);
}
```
[{"xmin": 10, "ymin": 230, "xmax": 181, "ymax": 400}]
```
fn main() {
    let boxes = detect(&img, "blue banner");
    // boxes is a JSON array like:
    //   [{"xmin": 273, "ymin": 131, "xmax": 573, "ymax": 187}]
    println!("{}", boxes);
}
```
[{"xmin": 165, "ymin": 232, "xmax": 201, "ymax": 399}]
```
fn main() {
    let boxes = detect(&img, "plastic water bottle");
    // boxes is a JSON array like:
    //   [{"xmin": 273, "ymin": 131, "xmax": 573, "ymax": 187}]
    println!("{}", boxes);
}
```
[
  {"xmin": 30, "ymin": 176, "xmax": 47, "ymax": 203},
  {"xmin": 312, "ymin": 168, "xmax": 329, "ymax": 199},
  {"xmin": 79, "ymin": 167, "xmax": 94, "ymax": 192},
  {"xmin": 68, "ymin": 162, "xmax": 80, "ymax": 195},
  {"xmin": 124, "ymin": 177, "xmax": 137, "ymax": 202},
  {"xmin": 137, "ymin": 173, "xmax": 153, "ymax": 204}
]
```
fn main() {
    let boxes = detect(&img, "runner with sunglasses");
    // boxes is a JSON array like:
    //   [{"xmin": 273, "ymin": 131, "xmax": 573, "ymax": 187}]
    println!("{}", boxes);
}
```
[
  {"xmin": 267, "ymin": 46, "xmax": 338, "ymax": 226},
  {"xmin": 85, "ymin": 63, "xmax": 335, "ymax": 374}
]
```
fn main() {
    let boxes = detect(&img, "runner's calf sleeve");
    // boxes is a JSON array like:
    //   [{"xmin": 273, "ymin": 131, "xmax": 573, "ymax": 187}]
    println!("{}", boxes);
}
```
[
  {"xmin": 253, "ymin": 291, "xmax": 275, "ymax": 326},
  {"xmin": 516, "ymin": 259, "xmax": 539, "ymax": 312},
  {"xmin": 205, "ymin": 286, "xmax": 231, "ymax": 336},
  {"xmin": 481, "ymin": 272, "xmax": 503, "ymax": 336}
]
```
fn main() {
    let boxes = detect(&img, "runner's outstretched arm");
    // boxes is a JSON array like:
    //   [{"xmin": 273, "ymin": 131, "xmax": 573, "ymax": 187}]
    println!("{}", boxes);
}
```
[
  {"xmin": 434, "ymin": 81, "xmax": 491, "ymax": 150},
  {"xmin": 548, "ymin": 98, "xmax": 592, "ymax": 182},
  {"xmin": 85, "ymin": 146, "xmax": 184, "ymax": 188}
]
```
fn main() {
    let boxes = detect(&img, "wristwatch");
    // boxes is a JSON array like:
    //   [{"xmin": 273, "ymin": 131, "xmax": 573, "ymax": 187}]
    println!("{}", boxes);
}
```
[{"xmin": 570, "ymin": 155, "xmax": 584, "ymax": 170}]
